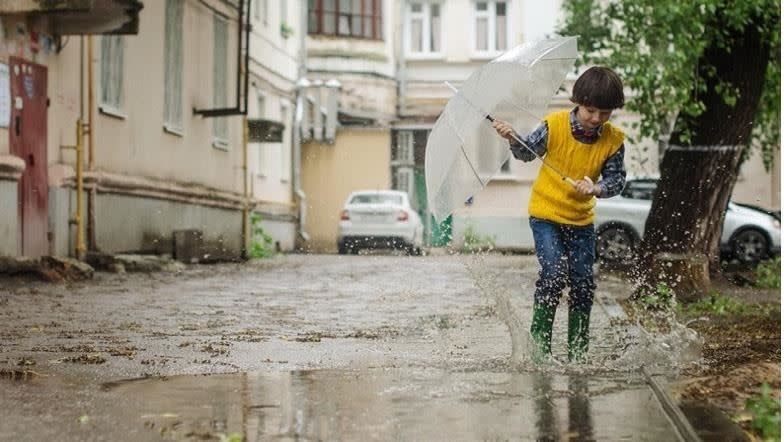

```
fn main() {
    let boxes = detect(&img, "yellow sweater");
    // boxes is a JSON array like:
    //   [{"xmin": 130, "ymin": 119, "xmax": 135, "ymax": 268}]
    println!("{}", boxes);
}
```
[{"xmin": 528, "ymin": 110, "xmax": 625, "ymax": 226}]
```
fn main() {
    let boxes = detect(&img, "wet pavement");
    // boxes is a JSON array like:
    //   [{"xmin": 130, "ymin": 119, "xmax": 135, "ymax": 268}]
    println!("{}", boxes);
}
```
[{"xmin": 0, "ymin": 254, "xmax": 690, "ymax": 441}]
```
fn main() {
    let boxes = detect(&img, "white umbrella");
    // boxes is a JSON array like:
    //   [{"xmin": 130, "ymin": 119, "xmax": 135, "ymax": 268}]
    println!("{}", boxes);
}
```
[{"xmin": 425, "ymin": 37, "xmax": 579, "ymax": 222}]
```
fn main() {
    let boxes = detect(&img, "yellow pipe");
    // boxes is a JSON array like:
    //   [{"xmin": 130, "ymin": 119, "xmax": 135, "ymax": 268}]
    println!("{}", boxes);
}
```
[{"xmin": 75, "ymin": 119, "xmax": 86, "ymax": 259}]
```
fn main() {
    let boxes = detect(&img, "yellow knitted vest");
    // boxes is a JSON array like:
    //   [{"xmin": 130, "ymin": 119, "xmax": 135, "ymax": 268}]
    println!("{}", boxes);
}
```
[{"xmin": 528, "ymin": 110, "xmax": 625, "ymax": 226}]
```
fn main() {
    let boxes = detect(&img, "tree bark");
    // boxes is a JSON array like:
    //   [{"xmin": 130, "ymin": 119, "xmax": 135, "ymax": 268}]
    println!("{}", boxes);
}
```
[{"xmin": 635, "ymin": 19, "xmax": 771, "ymax": 299}]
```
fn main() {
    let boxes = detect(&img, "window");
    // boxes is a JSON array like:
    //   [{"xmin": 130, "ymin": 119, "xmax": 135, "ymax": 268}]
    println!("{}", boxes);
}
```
[
  {"xmin": 473, "ymin": 1, "xmax": 508, "ymax": 54},
  {"xmin": 407, "ymin": 2, "xmax": 441, "ymax": 56},
  {"xmin": 280, "ymin": 102, "xmax": 291, "ymax": 182},
  {"xmin": 308, "ymin": 0, "xmax": 383, "ymax": 40},
  {"xmin": 164, "ymin": 0, "xmax": 184, "ymax": 131},
  {"xmin": 394, "ymin": 131, "xmax": 415, "ymax": 165},
  {"xmin": 100, "ymin": 36, "xmax": 124, "ymax": 112},
  {"xmin": 621, "ymin": 180, "xmax": 658, "ymax": 200},
  {"xmin": 213, "ymin": 16, "xmax": 229, "ymax": 146},
  {"xmin": 394, "ymin": 168, "xmax": 414, "ymax": 196},
  {"xmin": 350, "ymin": 193, "xmax": 403, "ymax": 205}
]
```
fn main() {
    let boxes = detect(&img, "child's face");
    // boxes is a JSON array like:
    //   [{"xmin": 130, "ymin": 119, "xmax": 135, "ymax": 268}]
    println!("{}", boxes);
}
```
[{"xmin": 576, "ymin": 105, "xmax": 613, "ymax": 130}]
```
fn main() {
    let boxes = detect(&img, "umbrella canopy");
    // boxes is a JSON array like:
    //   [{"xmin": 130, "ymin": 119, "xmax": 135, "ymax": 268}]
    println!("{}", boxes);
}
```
[{"xmin": 425, "ymin": 37, "xmax": 579, "ymax": 223}]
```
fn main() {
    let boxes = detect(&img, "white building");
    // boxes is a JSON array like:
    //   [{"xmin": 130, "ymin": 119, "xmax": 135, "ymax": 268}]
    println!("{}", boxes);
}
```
[{"xmin": 246, "ymin": 0, "xmax": 303, "ymax": 252}]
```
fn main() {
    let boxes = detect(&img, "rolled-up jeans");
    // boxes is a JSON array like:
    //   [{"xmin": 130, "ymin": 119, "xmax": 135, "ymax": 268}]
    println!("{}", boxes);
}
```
[{"xmin": 529, "ymin": 217, "xmax": 596, "ymax": 310}]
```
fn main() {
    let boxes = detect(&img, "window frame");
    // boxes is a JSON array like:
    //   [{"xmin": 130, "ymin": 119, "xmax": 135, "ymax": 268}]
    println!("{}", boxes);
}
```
[
  {"xmin": 470, "ymin": 0, "xmax": 510, "ymax": 59},
  {"xmin": 163, "ymin": 0, "xmax": 184, "ymax": 135},
  {"xmin": 99, "ymin": 35, "xmax": 125, "ymax": 118},
  {"xmin": 212, "ymin": 15, "xmax": 230, "ymax": 150},
  {"xmin": 307, "ymin": 0, "xmax": 384, "ymax": 40},
  {"xmin": 404, "ymin": 1, "xmax": 444, "ymax": 60}
]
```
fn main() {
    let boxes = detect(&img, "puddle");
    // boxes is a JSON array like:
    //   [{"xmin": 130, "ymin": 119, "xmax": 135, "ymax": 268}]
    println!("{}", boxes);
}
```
[{"xmin": 86, "ymin": 369, "xmax": 680, "ymax": 441}]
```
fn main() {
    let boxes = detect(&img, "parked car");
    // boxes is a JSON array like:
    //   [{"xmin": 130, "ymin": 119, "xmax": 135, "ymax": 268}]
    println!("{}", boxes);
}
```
[
  {"xmin": 337, "ymin": 190, "xmax": 424, "ymax": 255},
  {"xmin": 594, "ymin": 178, "xmax": 781, "ymax": 264}
]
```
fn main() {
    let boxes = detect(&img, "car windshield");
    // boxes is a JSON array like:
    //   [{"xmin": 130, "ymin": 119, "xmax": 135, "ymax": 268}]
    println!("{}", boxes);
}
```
[
  {"xmin": 621, "ymin": 180, "xmax": 658, "ymax": 200},
  {"xmin": 350, "ymin": 193, "xmax": 402, "ymax": 205}
]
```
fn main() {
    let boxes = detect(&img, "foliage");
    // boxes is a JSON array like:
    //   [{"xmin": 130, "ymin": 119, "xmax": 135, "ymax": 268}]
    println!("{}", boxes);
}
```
[
  {"xmin": 745, "ymin": 383, "xmax": 781, "ymax": 441},
  {"xmin": 560, "ymin": 0, "xmax": 780, "ymax": 168},
  {"xmin": 754, "ymin": 256, "xmax": 781, "ymax": 289},
  {"xmin": 249, "ymin": 213, "xmax": 276, "ymax": 259},
  {"xmin": 280, "ymin": 22, "xmax": 294, "ymax": 39},
  {"xmin": 462, "ymin": 224, "xmax": 496, "ymax": 252},
  {"xmin": 678, "ymin": 291, "xmax": 749, "ymax": 316},
  {"xmin": 636, "ymin": 282, "xmax": 676, "ymax": 310}
]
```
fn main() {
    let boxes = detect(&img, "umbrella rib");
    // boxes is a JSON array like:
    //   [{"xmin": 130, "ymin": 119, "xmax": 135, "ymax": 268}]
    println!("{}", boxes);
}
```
[{"xmin": 444, "ymin": 110, "xmax": 485, "ymax": 187}]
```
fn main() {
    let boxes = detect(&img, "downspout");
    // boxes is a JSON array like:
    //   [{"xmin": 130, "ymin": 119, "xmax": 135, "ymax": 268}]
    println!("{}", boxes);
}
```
[
  {"xmin": 87, "ymin": 35, "xmax": 96, "ymax": 252},
  {"xmin": 396, "ymin": 0, "xmax": 407, "ymax": 117},
  {"xmin": 241, "ymin": 116, "xmax": 249, "ymax": 258},
  {"xmin": 73, "ymin": 37, "xmax": 86, "ymax": 260},
  {"xmin": 293, "ymin": 1, "xmax": 309, "ymax": 242}
]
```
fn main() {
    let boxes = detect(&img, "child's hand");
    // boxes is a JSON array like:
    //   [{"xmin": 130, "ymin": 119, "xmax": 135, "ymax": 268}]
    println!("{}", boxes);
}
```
[
  {"xmin": 491, "ymin": 120, "xmax": 517, "ymax": 142},
  {"xmin": 574, "ymin": 176, "xmax": 600, "ymax": 196}
]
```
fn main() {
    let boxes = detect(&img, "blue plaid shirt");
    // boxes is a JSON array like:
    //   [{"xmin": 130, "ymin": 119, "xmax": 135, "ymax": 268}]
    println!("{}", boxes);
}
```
[{"xmin": 509, "ymin": 107, "xmax": 626, "ymax": 198}]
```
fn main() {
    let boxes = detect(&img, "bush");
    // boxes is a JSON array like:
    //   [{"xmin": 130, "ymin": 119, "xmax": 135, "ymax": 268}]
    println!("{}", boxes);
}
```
[
  {"xmin": 755, "ymin": 257, "xmax": 781, "ymax": 289},
  {"xmin": 462, "ymin": 224, "xmax": 496, "ymax": 252},
  {"xmin": 637, "ymin": 282, "xmax": 676, "ymax": 310},
  {"xmin": 745, "ymin": 383, "xmax": 781, "ymax": 441},
  {"xmin": 249, "ymin": 213, "xmax": 275, "ymax": 259}
]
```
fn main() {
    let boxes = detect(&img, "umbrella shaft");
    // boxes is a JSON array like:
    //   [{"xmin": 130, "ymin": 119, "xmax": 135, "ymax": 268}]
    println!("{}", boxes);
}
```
[{"xmin": 509, "ymin": 132, "xmax": 575, "ymax": 185}]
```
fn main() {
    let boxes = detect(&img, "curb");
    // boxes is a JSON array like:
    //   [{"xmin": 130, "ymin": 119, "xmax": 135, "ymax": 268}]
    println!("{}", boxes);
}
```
[{"xmin": 594, "ymin": 295, "xmax": 701, "ymax": 442}]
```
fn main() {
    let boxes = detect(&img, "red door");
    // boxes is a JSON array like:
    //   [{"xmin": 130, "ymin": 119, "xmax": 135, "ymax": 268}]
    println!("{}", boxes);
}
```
[{"xmin": 9, "ymin": 57, "xmax": 48, "ymax": 257}]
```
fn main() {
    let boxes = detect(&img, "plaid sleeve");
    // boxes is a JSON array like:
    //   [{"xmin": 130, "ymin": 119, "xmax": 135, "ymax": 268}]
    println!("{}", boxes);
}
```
[
  {"xmin": 596, "ymin": 145, "xmax": 627, "ymax": 198},
  {"xmin": 509, "ymin": 122, "xmax": 548, "ymax": 162}
]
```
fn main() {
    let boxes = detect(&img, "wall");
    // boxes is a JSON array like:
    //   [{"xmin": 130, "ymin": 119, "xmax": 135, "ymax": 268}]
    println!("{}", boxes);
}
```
[{"xmin": 301, "ymin": 129, "xmax": 391, "ymax": 251}]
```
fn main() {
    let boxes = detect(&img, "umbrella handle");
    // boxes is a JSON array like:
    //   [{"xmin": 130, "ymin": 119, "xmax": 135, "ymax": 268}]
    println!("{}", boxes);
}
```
[{"xmin": 564, "ymin": 176, "xmax": 577, "ymax": 186}]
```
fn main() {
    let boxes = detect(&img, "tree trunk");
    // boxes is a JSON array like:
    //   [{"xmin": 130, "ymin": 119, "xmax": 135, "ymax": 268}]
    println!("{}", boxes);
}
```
[{"xmin": 635, "ymin": 20, "xmax": 771, "ymax": 300}]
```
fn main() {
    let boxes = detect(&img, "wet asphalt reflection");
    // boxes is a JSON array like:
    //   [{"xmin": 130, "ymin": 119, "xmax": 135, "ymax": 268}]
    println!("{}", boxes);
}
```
[{"xmin": 0, "ymin": 254, "xmax": 687, "ymax": 440}]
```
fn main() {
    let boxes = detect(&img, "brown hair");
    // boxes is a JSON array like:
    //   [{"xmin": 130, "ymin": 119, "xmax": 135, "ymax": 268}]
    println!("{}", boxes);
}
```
[{"xmin": 570, "ymin": 66, "xmax": 625, "ymax": 109}]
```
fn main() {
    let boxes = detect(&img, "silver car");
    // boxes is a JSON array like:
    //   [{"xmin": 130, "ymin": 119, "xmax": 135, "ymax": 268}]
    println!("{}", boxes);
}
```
[
  {"xmin": 594, "ymin": 178, "xmax": 781, "ymax": 264},
  {"xmin": 337, "ymin": 190, "xmax": 424, "ymax": 255}
]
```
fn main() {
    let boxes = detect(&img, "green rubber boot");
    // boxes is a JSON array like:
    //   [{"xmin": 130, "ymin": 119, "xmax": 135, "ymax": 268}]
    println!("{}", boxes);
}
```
[
  {"xmin": 530, "ymin": 303, "xmax": 557, "ymax": 363},
  {"xmin": 567, "ymin": 307, "xmax": 591, "ymax": 363}
]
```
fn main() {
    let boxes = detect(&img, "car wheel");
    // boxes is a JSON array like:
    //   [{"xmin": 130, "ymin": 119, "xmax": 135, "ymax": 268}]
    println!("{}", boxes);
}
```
[
  {"xmin": 596, "ymin": 225, "xmax": 636, "ymax": 262},
  {"xmin": 731, "ymin": 229, "xmax": 769, "ymax": 264}
]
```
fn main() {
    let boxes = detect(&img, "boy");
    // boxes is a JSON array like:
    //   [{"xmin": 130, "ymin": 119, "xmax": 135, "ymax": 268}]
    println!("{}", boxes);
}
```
[{"xmin": 492, "ymin": 66, "xmax": 626, "ymax": 362}]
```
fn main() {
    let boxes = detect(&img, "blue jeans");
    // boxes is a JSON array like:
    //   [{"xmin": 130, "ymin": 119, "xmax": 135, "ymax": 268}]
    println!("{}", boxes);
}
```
[{"xmin": 529, "ymin": 217, "xmax": 596, "ymax": 311}]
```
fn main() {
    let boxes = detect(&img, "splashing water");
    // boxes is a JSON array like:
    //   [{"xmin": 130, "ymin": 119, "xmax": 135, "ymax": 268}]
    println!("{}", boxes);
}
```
[{"xmin": 459, "ymin": 250, "xmax": 703, "ymax": 375}]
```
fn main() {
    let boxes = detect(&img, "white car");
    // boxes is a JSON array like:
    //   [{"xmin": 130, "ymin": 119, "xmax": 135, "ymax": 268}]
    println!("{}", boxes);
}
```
[
  {"xmin": 337, "ymin": 190, "xmax": 424, "ymax": 255},
  {"xmin": 594, "ymin": 178, "xmax": 781, "ymax": 264}
]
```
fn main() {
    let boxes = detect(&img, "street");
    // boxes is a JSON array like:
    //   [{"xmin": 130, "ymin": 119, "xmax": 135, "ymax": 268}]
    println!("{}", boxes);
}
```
[{"xmin": 0, "ymin": 254, "xmax": 691, "ymax": 440}]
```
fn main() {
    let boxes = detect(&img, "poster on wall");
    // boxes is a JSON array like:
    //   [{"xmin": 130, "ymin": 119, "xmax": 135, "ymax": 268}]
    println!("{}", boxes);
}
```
[{"xmin": 0, "ymin": 63, "xmax": 9, "ymax": 128}]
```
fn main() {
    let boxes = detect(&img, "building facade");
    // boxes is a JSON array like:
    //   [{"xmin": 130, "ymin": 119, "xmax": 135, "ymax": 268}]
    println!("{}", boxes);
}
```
[{"xmin": 0, "ymin": 1, "xmax": 253, "ymax": 260}]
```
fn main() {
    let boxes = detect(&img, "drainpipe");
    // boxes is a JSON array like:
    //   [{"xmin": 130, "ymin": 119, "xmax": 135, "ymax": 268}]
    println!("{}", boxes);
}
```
[
  {"xmin": 293, "ymin": 3, "xmax": 310, "ymax": 243},
  {"xmin": 241, "ymin": 116, "xmax": 249, "ymax": 258},
  {"xmin": 396, "ymin": 0, "xmax": 407, "ymax": 117},
  {"xmin": 86, "ymin": 35, "xmax": 96, "ymax": 252},
  {"xmin": 293, "ymin": 79, "xmax": 310, "ymax": 242},
  {"xmin": 74, "ymin": 118, "xmax": 86, "ymax": 260}
]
